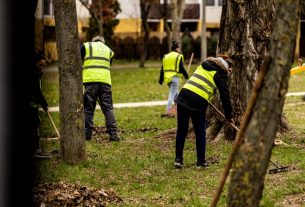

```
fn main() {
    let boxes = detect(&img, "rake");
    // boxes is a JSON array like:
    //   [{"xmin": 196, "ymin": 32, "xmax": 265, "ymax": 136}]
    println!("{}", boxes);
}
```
[{"xmin": 209, "ymin": 103, "xmax": 289, "ymax": 174}]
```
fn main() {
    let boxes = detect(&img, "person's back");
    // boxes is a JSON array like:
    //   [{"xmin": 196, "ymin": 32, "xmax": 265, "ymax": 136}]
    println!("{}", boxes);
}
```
[
  {"xmin": 159, "ymin": 41, "xmax": 188, "ymax": 117},
  {"xmin": 81, "ymin": 35, "xmax": 120, "ymax": 141}
]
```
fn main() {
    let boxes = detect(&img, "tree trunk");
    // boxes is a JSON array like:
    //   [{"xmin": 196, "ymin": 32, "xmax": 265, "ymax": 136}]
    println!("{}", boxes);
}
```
[
  {"xmin": 160, "ymin": 0, "xmax": 171, "ymax": 51},
  {"xmin": 206, "ymin": 0, "xmax": 274, "ymax": 140},
  {"xmin": 139, "ymin": 1, "xmax": 151, "ymax": 68},
  {"xmin": 228, "ymin": 0, "xmax": 299, "ymax": 206},
  {"xmin": 201, "ymin": 0, "xmax": 207, "ymax": 61},
  {"xmin": 53, "ymin": 0, "xmax": 86, "ymax": 164},
  {"xmin": 171, "ymin": 0, "xmax": 184, "ymax": 47}
]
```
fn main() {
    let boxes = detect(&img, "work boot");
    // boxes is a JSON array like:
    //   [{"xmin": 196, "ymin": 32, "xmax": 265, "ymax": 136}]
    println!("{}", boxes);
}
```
[
  {"xmin": 109, "ymin": 133, "xmax": 120, "ymax": 141},
  {"xmin": 174, "ymin": 158, "xmax": 183, "ymax": 169},
  {"xmin": 196, "ymin": 161, "xmax": 209, "ymax": 169},
  {"xmin": 85, "ymin": 130, "xmax": 92, "ymax": 140}
]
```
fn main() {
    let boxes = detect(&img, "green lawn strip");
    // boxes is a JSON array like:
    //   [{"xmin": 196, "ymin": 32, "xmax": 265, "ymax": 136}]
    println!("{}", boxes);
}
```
[
  {"xmin": 36, "ymin": 63, "xmax": 305, "ymax": 205},
  {"xmin": 288, "ymin": 70, "xmax": 305, "ymax": 92}
]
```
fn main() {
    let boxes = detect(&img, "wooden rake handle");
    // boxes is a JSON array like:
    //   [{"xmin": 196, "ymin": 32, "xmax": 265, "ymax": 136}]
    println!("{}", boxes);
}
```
[
  {"xmin": 46, "ymin": 111, "xmax": 60, "ymax": 139},
  {"xmin": 187, "ymin": 53, "xmax": 194, "ymax": 74},
  {"xmin": 209, "ymin": 103, "xmax": 240, "ymax": 132}
]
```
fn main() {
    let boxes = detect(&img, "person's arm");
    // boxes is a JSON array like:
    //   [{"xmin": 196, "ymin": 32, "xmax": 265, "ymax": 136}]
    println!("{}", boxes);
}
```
[
  {"xmin": 80, "ymin": 44, "xmax": 85, "ymax": 62},
  {"xmin": 33, "ymin": 74, "xmax": 48, "ymax": 111},
  {"xmin": 110, "ymin": 50, "xmax": 114, "ymax": 66},
  {"xmin": 179, "ymin": 58, "xmax": 188, "ymax": 79},
  {"xmin": 214, "ymin": 71, "xmax": 233, "ymax": 120},
  {"xmin": 159, "ymin": 65, "xmax": 164, "ymax": 85}
]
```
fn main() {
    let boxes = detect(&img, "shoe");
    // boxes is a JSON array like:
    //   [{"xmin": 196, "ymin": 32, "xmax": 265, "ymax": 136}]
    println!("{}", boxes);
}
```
[
  {"xmin": 196, "ymin": 161, "xmax": 209, "ymax": 169},
  {"xmin": 174, "ymin": 158, "xmax": 183, "ymax": 169},
  {"xmin": 109, "ymin": 134, "xmax": 120, "ymax": 141}
]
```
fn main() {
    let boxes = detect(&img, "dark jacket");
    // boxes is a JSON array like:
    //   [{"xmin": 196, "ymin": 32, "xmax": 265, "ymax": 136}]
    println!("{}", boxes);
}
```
[
  {"xmin": 175, "ymin": 60, "xmax": 233, "ymax": 119},
  {"xmin": 159, "ymin": 57, "xmax": 188, "ymax": 85},
  {"xmin": 30, "ymin": 70, "xmax": 48, "ymax": 110}
]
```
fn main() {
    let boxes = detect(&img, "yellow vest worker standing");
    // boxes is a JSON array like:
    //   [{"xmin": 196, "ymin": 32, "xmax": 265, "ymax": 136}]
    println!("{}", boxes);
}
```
[
  {"xmin": 80, "ymin": 35, "xmax": 120, "ymax": 141},
  {"xmin": 159, "ymin": 41, "xmax": 188, "ymax": 117},
  {"xmin": 174, "ymin": 55, "xmax": 234, "ymax": 169}
]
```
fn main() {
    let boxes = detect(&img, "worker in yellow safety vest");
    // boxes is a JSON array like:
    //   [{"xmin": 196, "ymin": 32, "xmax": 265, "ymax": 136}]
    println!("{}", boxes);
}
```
[
  {"xmin": 159, "ymin": 41, "xmax": 188, "ymax": 117},
  {"xmin": 80, "ymin": 35, "xmax": 120, "ymax": 141},
  {"xmin": 174, "ymin": 55, "xmax": 234, "ymax": 169}
]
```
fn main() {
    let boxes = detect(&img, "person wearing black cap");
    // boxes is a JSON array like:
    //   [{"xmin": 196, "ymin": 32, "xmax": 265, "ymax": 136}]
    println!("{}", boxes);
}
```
[
  {"xmin": 159, "ymin": 41, "xmax": 188, "ymax": 117},
  {"xmin": 80, "ymin": 35, "xmax": 120, "ymax": 141},
  {"xmin": 30, "ymin": 51, "xmax": 48, "ymax": 155},
  {"xmin": 174, "ymin": 55, "xmax": 234, "ymax": 169}
]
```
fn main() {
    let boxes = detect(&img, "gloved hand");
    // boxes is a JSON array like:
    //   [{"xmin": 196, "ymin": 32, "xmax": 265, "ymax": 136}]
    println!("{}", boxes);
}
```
[{"xmin": 227, "ymin": 118, "xmax": 234, "ymax": 125}]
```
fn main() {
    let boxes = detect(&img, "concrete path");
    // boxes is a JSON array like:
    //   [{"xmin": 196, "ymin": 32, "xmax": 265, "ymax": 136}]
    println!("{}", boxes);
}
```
[
  {"xmin": 46, "ymin": 92, "xmax": 305, "ymax": 112},
  {"xmin": 47, "ymin": 100, "xmax": 167, "ymax": 112},
  {"xmin": 45, "ymin": 62, "xmax": 160, "ymax": 72}
]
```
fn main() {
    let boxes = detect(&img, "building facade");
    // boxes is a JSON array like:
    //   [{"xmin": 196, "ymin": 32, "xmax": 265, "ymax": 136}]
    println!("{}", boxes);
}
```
[{"xmin": 35, "ymin": 0, "xmax": 304, "ymax": 61}]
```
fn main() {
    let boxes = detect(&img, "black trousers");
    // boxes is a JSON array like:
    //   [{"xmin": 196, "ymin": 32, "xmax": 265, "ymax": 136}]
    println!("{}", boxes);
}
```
[
  {"xmin": 30, "ymin": 106, "xmax": 40, "ymax": 151},
  {"xmin": 84, "ymin": 83, "xmax": 118, "ymax": 139},
  {"xmin": 175, "ymin": 103, "xmax": 207, "ymax": 163}
]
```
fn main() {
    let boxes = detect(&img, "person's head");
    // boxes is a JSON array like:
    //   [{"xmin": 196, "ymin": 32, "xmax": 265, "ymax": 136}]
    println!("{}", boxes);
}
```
[
  {"xmin": 92, "ymin": 35, "xmax": 105, "ymax": 43},
  {"xmin": 171, "ymin": 41, "xmax": 180, "ymax": 52},
  {"xmin": 216, "ymin": 54, "xmax": 233, "ymax": 74},
  {"xmin": 205, "ymin": 54, "xmax": 233, "ymax": 74},
  {"xmin": 34, "ymin": 52, "xmax": 47, "ymax": 73}
]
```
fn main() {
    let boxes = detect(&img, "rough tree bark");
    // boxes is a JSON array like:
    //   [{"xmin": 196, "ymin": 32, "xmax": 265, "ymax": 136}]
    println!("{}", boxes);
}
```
[
  {"xmin": 206, "ymin": 0, "xmax": 275, "ymax": 141},
  {"xmin": 227, "ymin": 0, "xmax": 299, "ymax": 206},
  {"xmin": 53, "ymin": 0, "xmax": 86, "ymax": 164},
  {"xmin": 171, "ymin": 0, "xmax": 184, "ymax": 47}
]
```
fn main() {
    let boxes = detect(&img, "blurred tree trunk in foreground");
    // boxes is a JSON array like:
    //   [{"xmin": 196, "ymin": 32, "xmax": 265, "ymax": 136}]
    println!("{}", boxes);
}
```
[
  {"xmin": 228, "ymin": 0, "xmax": 299, "ymax": 206},
  {"xmin": 53, "ymin": 0, "xmax": 86, "ymax": 164},
  {"xmin": 206, "ymin": 0, "xmax": 275, "ymax": 141}
]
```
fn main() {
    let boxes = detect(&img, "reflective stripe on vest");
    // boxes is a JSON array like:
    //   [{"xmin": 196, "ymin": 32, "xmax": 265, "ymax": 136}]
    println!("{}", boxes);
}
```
[
  {"xmin": 82, "ymin": 42, "xmax": 114, "ymax": 85},
  {"xmin": 183, "ymin": 65, "xmax": 217, "ymax": 102},
  {"xmin": 163, "ymin": 51, "xmax": 184, "ymax": 84}
]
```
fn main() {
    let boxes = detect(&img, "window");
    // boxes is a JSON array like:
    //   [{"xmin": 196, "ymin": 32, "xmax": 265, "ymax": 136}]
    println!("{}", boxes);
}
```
[
  {"xmin": 219, "ymin": 0, "xmax": 223, "ymax": 6},
  {"xmin": 207, "ymin": 0, "xmax": 215, "ymax": 6},
  {"xmin": 44, "ymin": 0, "xmax": 53, "ymax": 16}
]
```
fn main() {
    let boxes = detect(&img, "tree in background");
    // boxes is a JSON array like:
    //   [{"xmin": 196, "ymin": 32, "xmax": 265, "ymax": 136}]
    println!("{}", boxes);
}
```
[
  {"xmin": 80, "ymin": 0, "xmax": 121, "ymax": 45},
  {"xmin": 139, "ymin": 0, "xmax": 152, "ymax": 68},
  {"xmin": 206, "ymin": 0, "xmax": 275, "ymax": 141},
  {"xmin": 171, "ymin": 0, "xmax": 185, "ymax": 48},
  {"xmin": 53, "ymin": 0, "xmax": 86, "ymax": 164},
  {"xmin": 228, "ymin": 0, "xmax": 299, "ymax": 205},
  {"xmin": 159, "ymin": 0, "xmax": 171, "ymax": 51}
]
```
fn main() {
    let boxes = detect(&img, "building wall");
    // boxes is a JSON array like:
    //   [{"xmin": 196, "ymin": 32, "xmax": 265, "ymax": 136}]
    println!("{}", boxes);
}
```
[{"xmin": 34, "ymin": 0, "xmax": 90, "ymax": 61}]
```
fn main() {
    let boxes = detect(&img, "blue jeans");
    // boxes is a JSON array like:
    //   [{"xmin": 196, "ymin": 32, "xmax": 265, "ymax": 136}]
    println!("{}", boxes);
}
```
[
  {"xmin": 167, "ymin": 76, "xmax": 180, "ymax": 112},
  {"xmin": 175, "ymin": 103, "xmax": 207, "ymax": 163}
]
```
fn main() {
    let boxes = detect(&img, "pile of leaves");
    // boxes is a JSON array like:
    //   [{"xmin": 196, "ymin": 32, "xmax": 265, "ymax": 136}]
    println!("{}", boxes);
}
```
[{"xmin": 32, "ymin": 182, "xmax": 122, "ymax": 207}]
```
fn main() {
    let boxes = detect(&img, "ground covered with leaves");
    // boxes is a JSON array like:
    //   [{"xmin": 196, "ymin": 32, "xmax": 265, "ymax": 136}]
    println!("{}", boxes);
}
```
[{"xmin": 32, "ymin": 182, "xmax": 122, "ymax": 207}]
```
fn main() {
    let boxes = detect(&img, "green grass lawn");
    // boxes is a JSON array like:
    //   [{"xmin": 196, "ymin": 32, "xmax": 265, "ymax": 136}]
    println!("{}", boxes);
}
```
[{"xmin": 37, "ymin": 62, "xmax": 305, "ymax": 206}]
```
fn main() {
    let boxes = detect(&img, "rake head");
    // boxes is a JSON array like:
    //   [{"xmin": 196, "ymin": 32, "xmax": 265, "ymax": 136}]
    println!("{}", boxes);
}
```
[{"xmin": 268, "ymin": 166, "xmax": 289, "ymax": 174}]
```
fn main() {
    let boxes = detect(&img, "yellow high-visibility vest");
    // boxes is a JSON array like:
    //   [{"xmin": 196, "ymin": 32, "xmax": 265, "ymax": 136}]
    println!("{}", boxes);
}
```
[
  {"xmin": 162, "ymin": 51, "xmax": 184, "ymax": 84},
  {"xmin": 183, "ymin": 65, "xmax": 217, "ymax": 102},
  {"xmin": 83, "ymin": 42, "xmax": 114, "ymax": 85}
]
